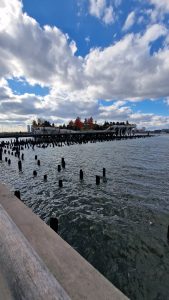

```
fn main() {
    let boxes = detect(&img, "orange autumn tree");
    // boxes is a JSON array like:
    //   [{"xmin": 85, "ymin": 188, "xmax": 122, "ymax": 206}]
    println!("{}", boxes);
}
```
[
  {"xmin": 74, "ymin": 117, "xmax": 83, "ymax": 130},
  {"xmin": 87, "ymin": 117, "xmax": 94, "ymax": 129}
]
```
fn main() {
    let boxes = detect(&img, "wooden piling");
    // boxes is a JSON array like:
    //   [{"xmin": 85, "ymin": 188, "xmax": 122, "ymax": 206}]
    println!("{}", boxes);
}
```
[
  {"xmin": 58, "ymin": 165, "xmax": 61, "ymax": 172},
  {"xmin": 14, "ymin": 190, "xmax": 21, "ymax": 199},
  {"xmin": 103, "ymin": 168, "xmax": 106, "ymax": 178},
  {"xmin": 18, "ymin": 160, "xmax": 22, "ymax": 171},
  {"xmin": 44, "ymin": 174, "xmax": 47, "ymax": 181},
  {"xmin": 37, "ymin": 160, "xmax": 40, "ymax": 166},
  {"xmin": 50, "ymin": 217, "xmax": 58, "ymax": 233},
  {"xmin": 80, "ymin": 169, "xmax": 83, "ymax": 180},
  {"xmin": 96, "ymin": 175, "xmax": 100, "ymax": 185},
  {"xmin": 33, "ymin": 170, "xmax": 37, "ymax": 177},
  {"xmin": 61, "ymin": 158, "xmax": 65, "ymax": 168},
  {"xmin": 59, "ymin": 180, "xmax": 63, "ymax": 188}
]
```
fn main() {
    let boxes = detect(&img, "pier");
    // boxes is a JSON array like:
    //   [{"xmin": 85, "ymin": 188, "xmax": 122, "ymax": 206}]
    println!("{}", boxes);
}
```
[
  {"xmin": 0, "ymin": 183, "xmax": 128, "ymax": 300},
  {"xmin": 0, "ymin": 127, "xmax": 151, "ymax": 148}
]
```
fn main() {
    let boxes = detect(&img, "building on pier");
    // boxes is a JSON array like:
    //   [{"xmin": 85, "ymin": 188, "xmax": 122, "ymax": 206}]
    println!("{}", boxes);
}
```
[
  {"xmin": 105, "ymin": 123, "xmax": 136, "ymax": 136},
  {"xmin": 32, "ymin": 127, "xmax": 75, "ymax": 134}
]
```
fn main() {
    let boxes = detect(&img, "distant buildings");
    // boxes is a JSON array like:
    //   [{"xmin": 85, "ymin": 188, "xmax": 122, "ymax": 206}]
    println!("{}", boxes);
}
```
[{"xmin": 32, "ymin": 127, "xmax": 74, "ymax": 134}]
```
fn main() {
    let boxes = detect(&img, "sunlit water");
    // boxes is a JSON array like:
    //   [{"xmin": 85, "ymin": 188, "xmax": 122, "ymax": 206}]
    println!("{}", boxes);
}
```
[{"xmin": 1, "ymin": 135, "xmax": 169, "ymax": 300}]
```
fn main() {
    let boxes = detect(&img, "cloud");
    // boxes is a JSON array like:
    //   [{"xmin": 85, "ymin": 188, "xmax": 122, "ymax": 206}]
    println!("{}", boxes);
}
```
[
  {"xmin": 0, "ymin": 0, "xmax": 83, "ymax": 89},
  {"xmin": 150, "ymin": 0, "xmax": 169, "ymax": 14},
  {"xmin": 1, "ymin": 0, "xmax": 169, "ymax": 129},
  {"xmin": 102, "ymin": 6, "xmax": 115, "ymax": 24},
  {"xmin": 1, "ymin": 79, "xmax": 169, "ymax": 130},
  {"xmin": 123, "ymin": 11, "xmax": 135, "ymax": 31},
  {"xmin": 99, "ymin": 101, "xmax": 131, "ymax": 119},
  {"xmin": 89, "ymin": 0, "xmax": 115, "ymax": 24},
  {"xmin": 89, "ymin": 0, "xmax": 106, "ymax": 18},
  {"xmin": 84, "ymin": 24, "xmax": 168, "ymax": 100},
  {"xmin": 130, "ymin": 112, "xmax": 169, "ymax": 129},
  {"xmin": 85, "ymin": 36, "xmax": 90, "ymax": 44},
  {"xmin": 145, "ymin": 0, "xmax": 169, "ymax": 23}
]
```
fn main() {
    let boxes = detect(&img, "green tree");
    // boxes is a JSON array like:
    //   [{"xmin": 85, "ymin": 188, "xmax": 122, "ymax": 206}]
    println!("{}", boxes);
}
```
[{"xmin": 32, "ymin": 119, "xmax": 38, "ymax": 127}]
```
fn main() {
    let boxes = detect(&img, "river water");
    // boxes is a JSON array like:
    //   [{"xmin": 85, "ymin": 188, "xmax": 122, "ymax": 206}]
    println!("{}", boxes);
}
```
[{"xmin": 1, "ymin": 135, "xmax": 169, "ymax": 299}]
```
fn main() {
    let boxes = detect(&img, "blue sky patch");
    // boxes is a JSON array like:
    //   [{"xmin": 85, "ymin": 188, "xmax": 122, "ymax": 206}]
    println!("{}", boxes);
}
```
[
  {"xmin": 131, "ymin": 99, "xmax": 169, "ymax": 116},
  {"xmin": 8, "ymin": 79, "xmax": 49, "ymax": 96}
]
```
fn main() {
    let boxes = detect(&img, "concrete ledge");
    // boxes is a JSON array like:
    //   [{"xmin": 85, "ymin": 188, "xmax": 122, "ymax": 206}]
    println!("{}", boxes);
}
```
[
  {"xmin": 0, "ymin": 183, "xmax": 129, "ymax": 300},
  {"xmin": 0, "ymin": 270, "xmax": 13, "ymax": 300},
  {"xmin": 0, "ymin": 204, "xmax": 70, "ymax": 300}
]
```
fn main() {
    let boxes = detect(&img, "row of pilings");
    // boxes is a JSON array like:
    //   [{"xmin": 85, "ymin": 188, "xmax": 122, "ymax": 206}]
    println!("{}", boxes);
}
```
[
  {"xmin": 0, "ymin": 132, "xmax": 152, "ymax": 150},
  {"xmin": 0, "ymin": 144, "xmax": 107, "ymax": 187},
  {"xmin": 0, "ymin": 142, "xmax": 108, "ymax": 234}
]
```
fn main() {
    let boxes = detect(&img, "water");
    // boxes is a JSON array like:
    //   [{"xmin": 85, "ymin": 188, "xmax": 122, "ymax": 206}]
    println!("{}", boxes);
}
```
[{"xmin": 1, "ymin": 135, "xmax": 169, "ymax": 299}]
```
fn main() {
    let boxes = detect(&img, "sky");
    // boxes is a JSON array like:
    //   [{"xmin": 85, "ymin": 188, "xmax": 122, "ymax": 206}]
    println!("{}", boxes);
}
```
[{"xmin": 0, "ymin": 0, "xmax": 169, "ymax": 131}]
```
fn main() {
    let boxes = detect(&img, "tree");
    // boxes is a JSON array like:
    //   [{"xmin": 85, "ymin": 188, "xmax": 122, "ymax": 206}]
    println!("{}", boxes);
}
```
[
  {"xmin": 42, "ymin": 120, "xmax": 51, "ymax": 127},
  {"xmin": 37, "ymin": 118, "xmax": 44, "ymax": 126},
  {"xmin": 87, "ymin": 117, "xmax": 94, "ymax": 129},
  {"xmin": 67, "ymin": 120, "xmax": 74, "ymax": 129},
  {"xmin": 103, "ymin": 121, "xmax": 110, "ymax": 129},
  {"xmin": 83, "ymin": 118, "xmax": 88, "ymax": 129},
  {"xmin": 74, "ymin": 117, "xmax": 83, "ymax": 130},
  {"xmin": 32, "ymin": 119, "xmax": 38, "ymax": 127}
]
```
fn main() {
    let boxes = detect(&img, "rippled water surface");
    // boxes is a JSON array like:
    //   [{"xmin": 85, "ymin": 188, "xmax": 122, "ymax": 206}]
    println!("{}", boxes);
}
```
[{"xmin": 1, "ymin": 135, "xmax": 169, "ymax": 299}]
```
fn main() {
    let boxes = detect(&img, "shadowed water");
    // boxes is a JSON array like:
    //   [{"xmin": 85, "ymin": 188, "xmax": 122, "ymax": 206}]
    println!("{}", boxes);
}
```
[{"xmin": 1, "ymin": 135, "xmax": 169, "ymax": 299}]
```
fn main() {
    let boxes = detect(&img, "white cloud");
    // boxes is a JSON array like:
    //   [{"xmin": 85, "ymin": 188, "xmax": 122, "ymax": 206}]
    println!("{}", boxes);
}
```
[
  {"xmin": 123, "ymin": 11, "xmax": 136, "ymax": 31},
  {"xmin": 141, "ymin": 23, "xmax": 167, "ymax": 44},
  {"xmin": 103, "ymin": 6, "xmax": 115, "ymax": 24},
  {"xmin": 150, "ymin": 0, "xmax": 169, "ymax": 14},
  {"xmin": 89, "ymin": 0, "xmax": 106, "ymax": 18},
  {"xmin": 99, "ymin": 101, "xmax": 131, "ymax": 118},
  {"xmin": 85, "ymin": 36, "xmax": 91, "ymax": 44},
  {"xmin": 114, "ymin": 0, "xmax": 122, "ymax": 7},
  {"xmin": 130, "ymin": 112, "xmax": 169, "ymax": 129},
  {"xmin": 164, "ymin": 98, "xmax": 169, "ymax": 105},
  {"xmin": 1, "ymin": 0, "xmax": 169, "ymax": 129},
  {"xmin": 145, "ymin": 0, "xmax": 169, "ymax": 23},
  {"xmin": 89, "ymin": 0, "xmax": 115, "ymax": 24},
  {"xmin": 84, "ymin": 24, "xmax": 168, "ymax": 100},
  {"xmin": 0, "ymin": 0, "xmax": 83, "ymax": 89}
]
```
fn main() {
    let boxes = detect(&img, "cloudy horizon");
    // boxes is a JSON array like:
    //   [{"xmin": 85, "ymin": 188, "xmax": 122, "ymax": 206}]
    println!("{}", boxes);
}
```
[{"xmin": 0, "ymin": 0, "xmax": 169, "ymax": 131}]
